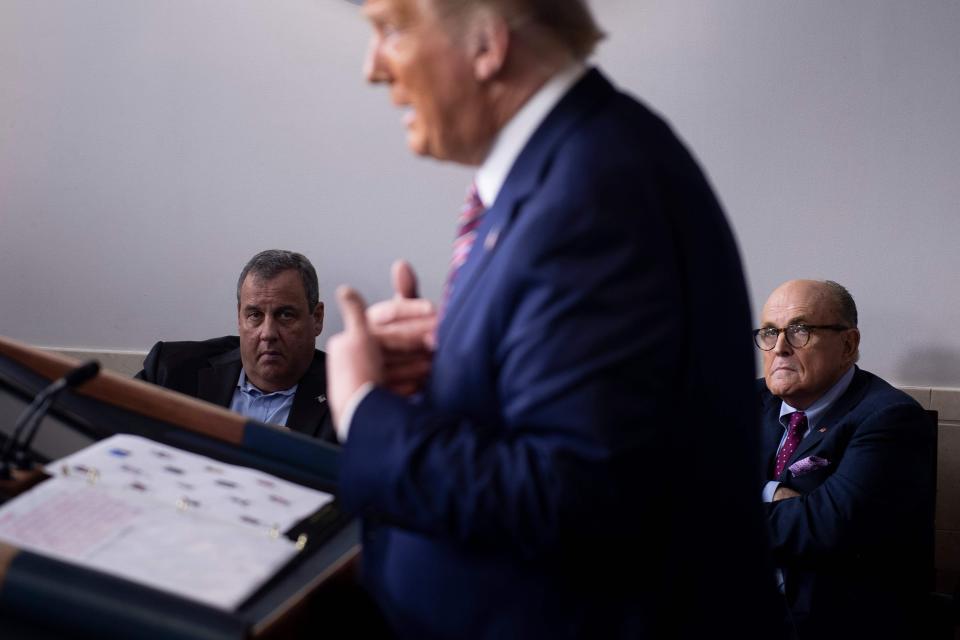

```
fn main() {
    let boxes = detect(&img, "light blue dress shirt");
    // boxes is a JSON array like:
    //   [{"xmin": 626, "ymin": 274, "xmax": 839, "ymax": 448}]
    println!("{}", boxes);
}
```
[{"xmin": 229, "ymin": 369, "xmax": 297, "ymax": 427}]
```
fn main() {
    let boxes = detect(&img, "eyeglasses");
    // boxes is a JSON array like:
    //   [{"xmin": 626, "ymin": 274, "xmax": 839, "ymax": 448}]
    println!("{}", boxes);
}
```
[{"xmin": 753, "ymin": 324, "xmax": 850, "ymax": 351}]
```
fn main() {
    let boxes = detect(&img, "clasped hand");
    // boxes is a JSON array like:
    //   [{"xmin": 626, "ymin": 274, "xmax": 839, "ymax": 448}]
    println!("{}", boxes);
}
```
[{"xmin": 326, "ymin": 261, "xmax": 437, "ymax": 425}]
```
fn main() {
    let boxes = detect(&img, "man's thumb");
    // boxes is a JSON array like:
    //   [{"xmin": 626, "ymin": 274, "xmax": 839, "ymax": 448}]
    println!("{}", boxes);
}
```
[
  {"xmin": 337, "ymin": 286, "xmax": 369, "ymax": 332},
  {"xmin": 392, "ymin": 259, "xmax": 419, "ymax": 299}
]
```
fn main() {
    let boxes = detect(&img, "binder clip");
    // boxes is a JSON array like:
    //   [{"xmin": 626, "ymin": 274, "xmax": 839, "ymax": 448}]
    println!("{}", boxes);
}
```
[{"xmin": 295, "ymin": 533, "xmax": 308, "ymax": 551}]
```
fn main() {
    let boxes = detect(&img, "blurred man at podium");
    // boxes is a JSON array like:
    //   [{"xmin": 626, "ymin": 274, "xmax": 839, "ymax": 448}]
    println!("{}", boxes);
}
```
[
  {"xmin": 324, "ymin": 0, "xmax": 782, "ymax": 637},
  {"xmin": 137, "ymin": 249, "xmax": 335, "ymax": 441}
]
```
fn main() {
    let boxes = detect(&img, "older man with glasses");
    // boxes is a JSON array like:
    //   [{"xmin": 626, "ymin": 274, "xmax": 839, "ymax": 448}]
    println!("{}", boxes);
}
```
[{"xmin": 755, "ymin": 279, "xmax": 933, "ymax": 640}]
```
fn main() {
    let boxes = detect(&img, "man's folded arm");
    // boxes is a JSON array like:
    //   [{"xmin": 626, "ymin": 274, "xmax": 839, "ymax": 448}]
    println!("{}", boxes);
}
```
[{"xmin": 766, "ymin": 402, "xmax": 930, "ymax": 565}]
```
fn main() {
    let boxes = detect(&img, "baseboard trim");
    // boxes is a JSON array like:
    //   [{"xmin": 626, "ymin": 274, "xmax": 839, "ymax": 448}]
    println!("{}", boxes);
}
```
[{"xmin": 38, "ymin": 347, "xmax": 147, "ymax": 378}]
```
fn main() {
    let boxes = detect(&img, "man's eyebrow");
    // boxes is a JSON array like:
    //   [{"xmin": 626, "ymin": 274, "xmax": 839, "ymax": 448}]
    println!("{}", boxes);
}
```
[
  {"xmin": 242, "ymin": 304, "xmax": 262, "ymax": 313},
  {"xmin": 760, "ymin": 316, "xmax": 808, "ymax": 328}
]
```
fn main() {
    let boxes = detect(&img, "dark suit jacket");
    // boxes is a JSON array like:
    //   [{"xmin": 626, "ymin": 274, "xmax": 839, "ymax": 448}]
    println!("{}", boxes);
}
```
[
  {"xmin": 760, "ymin": 367, "xmax": 934, "ymax": 639},
  {"xmin": 339, "ymin": 69, "xmax": 780, "ymax": 638},
  {"xmin": 135, "ymin": 335, "xmax": 335, "ymax": 442}
]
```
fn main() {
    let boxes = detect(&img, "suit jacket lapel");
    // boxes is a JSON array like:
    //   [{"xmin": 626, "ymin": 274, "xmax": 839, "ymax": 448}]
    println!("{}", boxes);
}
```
[
  {"xmin": 782, "ymin": 425, "xmax": 828, "ymax": 477},
  {"xmin": 437, "ymin": 69, "xmax": 615, "ymax": 348},
  {"xmin": 197, "ymin": 348, "xmax": 242, "ymax": 408},
  {"xmin": 437, "ymin": 190, "xmax": 515, "ymax": 345},
  {"xmin": 287, "ymin": 352, "xmax": 330, "ymax": 438},
  {"xmin": 784, "ymin": 366, "xmax": 868, "ymax": 473}
]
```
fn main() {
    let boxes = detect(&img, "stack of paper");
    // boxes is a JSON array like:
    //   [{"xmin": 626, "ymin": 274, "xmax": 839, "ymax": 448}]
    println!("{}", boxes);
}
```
[{"xmin": 0, "ymin": 434, "xmax": 333, "ymax": 610}]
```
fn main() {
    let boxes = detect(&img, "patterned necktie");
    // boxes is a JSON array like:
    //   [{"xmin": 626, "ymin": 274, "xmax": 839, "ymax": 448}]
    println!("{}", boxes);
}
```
[
  {"xmin": 440, "ymin": 182, "xmax": 485, "ymax": 315},
  {"xmin": 773, "ymin": 411, "xmax": 807, "ymax": 478}
]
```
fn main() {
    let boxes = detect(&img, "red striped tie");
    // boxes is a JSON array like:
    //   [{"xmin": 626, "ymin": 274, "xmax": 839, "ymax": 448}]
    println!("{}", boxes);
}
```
[{"xmin": 440, "ymin": 182, "xmax": 485, "ymax": 315}]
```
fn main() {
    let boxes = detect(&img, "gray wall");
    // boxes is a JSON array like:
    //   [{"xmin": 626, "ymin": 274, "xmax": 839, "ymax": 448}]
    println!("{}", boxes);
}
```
[{"xmin": 2, "ymin": 1, "xmax": 959, "ymax": 387}]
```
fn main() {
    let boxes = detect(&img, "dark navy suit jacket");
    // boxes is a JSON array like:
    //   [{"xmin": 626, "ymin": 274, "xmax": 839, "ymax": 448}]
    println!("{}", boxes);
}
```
[
  {"xmin": 135, "ymin": 335, "xmax": 335, "ymax": 442},
  {"xmin": 339, "ymin": 69, "xmax": 780, "ymax": 638},
  {"xmin": 760, "ymin": 367, "xmax": 934, "ymax": 639}
]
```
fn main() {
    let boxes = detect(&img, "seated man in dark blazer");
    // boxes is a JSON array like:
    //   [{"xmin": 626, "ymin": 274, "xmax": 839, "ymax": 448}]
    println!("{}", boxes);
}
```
[
  {"xmin": 136, "ymin": 249, "xmax": 335, "ymax": 442},
  {"xmin": 756, "ymin": 279, "xmax": 933, "ymax": 639}
]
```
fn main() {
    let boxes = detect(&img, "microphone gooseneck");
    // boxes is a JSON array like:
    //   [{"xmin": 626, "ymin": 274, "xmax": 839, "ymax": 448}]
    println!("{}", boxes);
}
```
[
  {"xmin": 62, "ymin": 361, "xmax": 101, "ymax": 388},
  {"xmin": 0, "ymin": 360, "xmax": 101, "ymax": 479}
]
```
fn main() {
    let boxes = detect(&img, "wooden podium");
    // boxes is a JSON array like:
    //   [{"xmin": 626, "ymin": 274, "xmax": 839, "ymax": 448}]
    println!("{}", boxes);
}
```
[{"xmin": 0, "ymin": 336, "xmax": 360, "ymax": 639}]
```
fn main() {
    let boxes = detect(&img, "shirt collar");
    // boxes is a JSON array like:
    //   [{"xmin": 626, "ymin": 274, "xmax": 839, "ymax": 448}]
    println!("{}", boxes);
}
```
[
  {"xmin": 236, "ymin": 368, "xmax": 298, "ymax": 398},
  {"xmin": 778, "ymin": 365, "xmax": 856, "ymax": 429},
  {"xmin": 474, "ymin": 62, "xmax": 587, "ymax": 209}
]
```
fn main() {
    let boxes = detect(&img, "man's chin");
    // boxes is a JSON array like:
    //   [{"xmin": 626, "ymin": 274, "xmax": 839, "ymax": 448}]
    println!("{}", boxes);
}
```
[
  {"xmin": 765, "ymin": 375, "xmax": 797, "ymax": 397},
  {"xmin": 251, "ymin": 362, "xmax": 289, "ymax": 381},
  {"xmin": 257, "ymin": 353, "xmax": 286, "ymax": 368},
  {"xmin": 250, "ymin": 373, "xmax": 295, "ymax": 393},
  {"xmin": 408, "ymin": 141, "xmax": 437, "ymax": 161}
]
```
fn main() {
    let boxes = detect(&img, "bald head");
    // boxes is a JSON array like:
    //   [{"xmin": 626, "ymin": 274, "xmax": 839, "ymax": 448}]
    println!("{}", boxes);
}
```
[
  {"xmin": 763, "ymin": 280, "xmax": 857, "ymax": 331},
  {"xmin": 765, "ymin": 280, "xmax": 834, "ymax": 320}
]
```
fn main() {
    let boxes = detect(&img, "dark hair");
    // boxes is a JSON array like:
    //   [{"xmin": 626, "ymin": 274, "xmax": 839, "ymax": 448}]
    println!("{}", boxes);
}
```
[
  {"xmin": 236, "ymin": 250, "xmax": 319, "ymax": 311},
  {"xmin": 823, "ymin": 280, "xmax": 858, "ymax": 328}
]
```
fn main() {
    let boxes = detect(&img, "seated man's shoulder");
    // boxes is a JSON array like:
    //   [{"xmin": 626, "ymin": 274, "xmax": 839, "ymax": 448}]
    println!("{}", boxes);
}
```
[
  {"xmin": 852, "ymin": 368, "xmax": 928, "ymax": 427},
  {"xmin": 137, "ymin": 335, "xmax": 240, "ymax": 382},
  {"xmin": 149, "ymin": 336, "xmax": 239, "ymax": 363},
  {"xmin": 858, "ymin": 368, "xmax": 922, "ymax": 407}
]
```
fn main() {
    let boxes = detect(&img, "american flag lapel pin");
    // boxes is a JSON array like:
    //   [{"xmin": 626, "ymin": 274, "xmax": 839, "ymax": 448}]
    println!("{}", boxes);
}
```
[
  {"xmin": 316, "ymin": 394, "xmax": 326, "ymax": 404},
  {"xmin": 484, "ymin": 228, "xmax": 499, "ymax": 251}
]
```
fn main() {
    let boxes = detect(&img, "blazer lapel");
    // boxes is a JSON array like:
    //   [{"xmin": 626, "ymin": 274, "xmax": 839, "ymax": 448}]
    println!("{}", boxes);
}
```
[
  {"xmin": 784, "ymin": 367, "xmax": 868, "ymax": 472},
  {"xmin": 782, "ymin": 427, "xmax": 829, "ymax": 476},
  {"xmin": 286, "ymin": 352, "xmax": 330, "ymax": 438},
  {"xmin": 438, "ymin": 68, "xmax": 615, "ymax": 347},
  {"xmin": 438, "ymin": 192, "xmax": 516, "ymax": 346},
  {"xmin": 197, "ymin": 348, "xmax": 242, "ymax": 408}
]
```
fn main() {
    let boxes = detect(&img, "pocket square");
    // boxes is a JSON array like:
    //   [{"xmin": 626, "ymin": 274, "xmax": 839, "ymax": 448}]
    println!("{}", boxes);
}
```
[{"xmin": 788, "ymin": 455, "xmax": 830, "ymax": 477}]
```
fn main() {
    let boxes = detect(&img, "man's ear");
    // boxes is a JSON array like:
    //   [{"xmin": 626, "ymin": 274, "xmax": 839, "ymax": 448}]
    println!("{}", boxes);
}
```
[
  {"xmin": 468, "ymin": 9, "xmax": 509, "ymax": 82},
  {"xmin": 842, "ymin": 328, "xmax": 861, "ymax": 362},
  {"xmin": 313, "ymin": 302, "xmax": 325, "ymax": 336}
]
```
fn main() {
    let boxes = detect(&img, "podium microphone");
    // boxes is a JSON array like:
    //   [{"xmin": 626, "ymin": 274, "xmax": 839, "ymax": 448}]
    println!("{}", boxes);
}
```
[{"xmin": 0, "ymin": 360, "xmax": 100, "ymax": 479}]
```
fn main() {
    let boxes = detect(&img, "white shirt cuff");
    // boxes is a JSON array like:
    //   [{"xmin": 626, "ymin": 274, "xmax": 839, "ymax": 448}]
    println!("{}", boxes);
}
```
[
  {"xmin": 336, "ymin": 382, "xmax": 375, "ymax": 442},
  {"xmin": 762, "ymin": 480, "xmax": 780, "ymax": 503}
]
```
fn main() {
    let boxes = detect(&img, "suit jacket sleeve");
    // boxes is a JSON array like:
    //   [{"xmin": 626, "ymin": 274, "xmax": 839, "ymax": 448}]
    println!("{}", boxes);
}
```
[{"xmin": 766, "ymin": 400, "xmax": 930, "ymax": 566}]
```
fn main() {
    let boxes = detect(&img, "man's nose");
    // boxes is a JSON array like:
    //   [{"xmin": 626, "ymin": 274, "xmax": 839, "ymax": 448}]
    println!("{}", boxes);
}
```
[
  {"xmin": 364, "ymin": 34, "xmax": 388, "ymax": 84},
  {"xmin": 773, "ymin": 330, "xmax": 793, "ymax": 355},
  {"xmin": 259, "ymin": 316, "xmax": 279, "ymax": 340}
]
